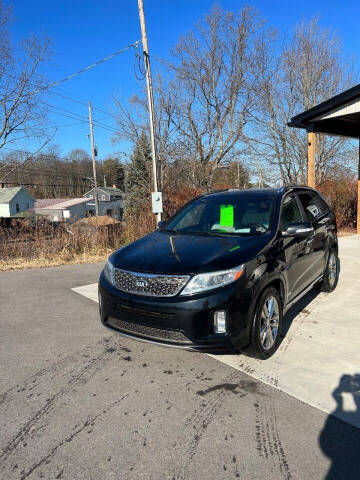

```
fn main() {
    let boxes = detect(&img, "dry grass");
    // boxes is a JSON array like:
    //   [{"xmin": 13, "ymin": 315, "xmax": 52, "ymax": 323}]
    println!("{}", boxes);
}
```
[
  {"xmin": 0, "ymin": 219, "xmax": 124, "ymax": 271},
  {"xmin": 0, "ymin": 250, "xmax": 110, "ymax": 271},
  {"xmin": 73, "ymin": 215, "xmax": 120, "ymax": 227}
]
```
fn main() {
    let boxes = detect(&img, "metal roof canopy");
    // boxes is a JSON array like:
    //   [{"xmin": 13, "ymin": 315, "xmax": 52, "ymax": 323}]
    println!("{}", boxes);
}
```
[
  {"xmin": 289, "ymin": 83, "xmax": 360, "ymax": 138},
  {"xmin": 288, "ymin": 83, "xmax": 360, "ymax": 234}
]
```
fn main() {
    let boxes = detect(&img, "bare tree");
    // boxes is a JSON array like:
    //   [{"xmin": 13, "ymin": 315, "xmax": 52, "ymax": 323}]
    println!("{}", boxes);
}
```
[
  {"xmin": 249, "ymin": 18, "xmax": 355, "ymax": 185},
  {"xmin": 161, "ymin": 6, "xmax": 268, "ymax": 190},
  {"xmin": 113, "ymin": 6, "xmax": 264, "ymax": 191},
  {"xmin": 113, "ymin": 80, "xmax": 180, "ymax": 192},
  {"xmin": 0, "ymin": 2, "xmax": 52, "ymax": 152}
]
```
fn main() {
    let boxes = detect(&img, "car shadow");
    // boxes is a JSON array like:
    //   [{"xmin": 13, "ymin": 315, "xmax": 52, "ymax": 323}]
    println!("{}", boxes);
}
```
[
  {"xmin": 319, "ymin": 374, "xmax": 360, "ymax": 479},
  {"xmin": 280, "ymin": 255, "xmax": 341, "ymax": 344},
  {"xmin": 280, "ymin": 287, "xmax": 320, "ymax": 342}
]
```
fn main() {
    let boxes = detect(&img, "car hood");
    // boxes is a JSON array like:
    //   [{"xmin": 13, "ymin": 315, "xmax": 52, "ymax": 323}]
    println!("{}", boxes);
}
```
[{"xmin": 111, "ymin": 231, "xmax": 272, "ymax": 275}]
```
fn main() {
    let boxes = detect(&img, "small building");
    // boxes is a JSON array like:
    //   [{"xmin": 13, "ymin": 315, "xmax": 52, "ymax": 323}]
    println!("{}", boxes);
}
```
[
  {"xmin": 34, "ymin": 198, "xmax": 89, "ymax": 222},
  {"xmin": 0, "ymin": 187, "xmax": 35, "ymax": 218},
  {"xmin": 83, "ymin": 186, "xmax": 123, "ymax": 219}
]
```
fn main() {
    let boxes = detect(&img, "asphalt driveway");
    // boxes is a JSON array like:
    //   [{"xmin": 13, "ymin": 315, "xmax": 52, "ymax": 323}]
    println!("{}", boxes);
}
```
[{"xmin": 0, "ymin": 238, "xmax": 360, "ymax": 479}]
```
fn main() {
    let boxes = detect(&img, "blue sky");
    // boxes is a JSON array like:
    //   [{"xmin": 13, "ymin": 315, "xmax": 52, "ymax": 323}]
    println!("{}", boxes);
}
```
[{"xmin": 8, "ymin": 0, "xmax": 360, "ymax": 159}]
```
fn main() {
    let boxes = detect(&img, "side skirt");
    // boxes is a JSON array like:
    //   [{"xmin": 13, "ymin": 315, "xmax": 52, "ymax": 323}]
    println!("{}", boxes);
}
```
[{"xmin": 283, "ymin": 274, "xmax": 323, "ymax": 314}]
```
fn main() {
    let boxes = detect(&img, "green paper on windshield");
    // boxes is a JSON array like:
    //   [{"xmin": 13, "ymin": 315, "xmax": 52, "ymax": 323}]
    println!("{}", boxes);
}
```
[{"xmin": 220, "ymin": 204, "xmax": 234, "ymax": 227}]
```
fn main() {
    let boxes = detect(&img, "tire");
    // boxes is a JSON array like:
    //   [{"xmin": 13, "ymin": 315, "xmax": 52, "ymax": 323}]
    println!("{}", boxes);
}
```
[
  {"xmin": 246, "ymin": 286, "xmax": 283, "ymax": 360},
  {"xmin": 98, "ymin": 289, "xmax": 106, "ymax": 322},
  {"xmin": 318, "ymin": 249, "xmax": 339, "ymax": 293}
]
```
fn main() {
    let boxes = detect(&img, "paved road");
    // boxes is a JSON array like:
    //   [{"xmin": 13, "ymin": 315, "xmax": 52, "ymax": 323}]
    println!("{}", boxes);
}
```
[{"xmin": 0, "ymin": 262, "xmax": 359, "ymax": 479}]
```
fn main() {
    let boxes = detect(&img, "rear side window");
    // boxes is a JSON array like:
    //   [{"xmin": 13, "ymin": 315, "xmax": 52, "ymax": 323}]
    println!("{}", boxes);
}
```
[
  {"xmin": 281, "ymin": 196, "xmax": 302, "ymax": 231},
  {"xmin": 297, "ymin": 193, "xmax": 327, "ymax": 223}
]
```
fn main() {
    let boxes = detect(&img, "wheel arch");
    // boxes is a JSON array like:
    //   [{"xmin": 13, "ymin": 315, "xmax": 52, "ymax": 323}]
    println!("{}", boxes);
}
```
[{"xmin": 254, "ymin": 277, "xmax": 286, "ymax": 310}]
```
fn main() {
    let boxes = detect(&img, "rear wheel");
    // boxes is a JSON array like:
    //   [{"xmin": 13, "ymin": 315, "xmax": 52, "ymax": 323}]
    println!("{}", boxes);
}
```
[
  {"xmin": 246, "ymin": 287, "xmax": 283, "ymax": 360},
  {"xmin": 318, "ymin": 249, "xmax": 339, "ymax": 293}
]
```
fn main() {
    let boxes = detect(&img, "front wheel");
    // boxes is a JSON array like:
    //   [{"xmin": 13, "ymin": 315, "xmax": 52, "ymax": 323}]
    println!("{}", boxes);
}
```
[
  {"xmin": 246, "ymin": 287, "xmax": 283, "ymax": 360},
  {"xmin": 318, "ymin": 249, "xmax": 339, "ymax": 293}
]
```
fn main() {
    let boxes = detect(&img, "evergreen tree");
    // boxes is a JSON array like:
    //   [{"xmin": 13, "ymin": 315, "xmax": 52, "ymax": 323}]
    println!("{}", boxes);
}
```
[
  {"xmin": 125, "ymin": 132, "xmax": 152, "ymax": 212},
  {"xmin": 101, "ymin": 156, "xmax": 125, "ymax": 189}
]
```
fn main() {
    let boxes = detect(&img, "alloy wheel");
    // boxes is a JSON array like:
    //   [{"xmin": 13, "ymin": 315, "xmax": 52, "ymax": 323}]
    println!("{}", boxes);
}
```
[{"xmin": 260, "ymin": 295, "xmax": 279, "ymax": 350}]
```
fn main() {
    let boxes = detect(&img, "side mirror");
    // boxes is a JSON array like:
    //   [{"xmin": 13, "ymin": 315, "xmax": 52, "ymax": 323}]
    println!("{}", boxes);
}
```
[
  {"xmin": 157, "ymin": 220, "xmax": 165, "ymax": 230},
  {"xmin": 283, "ymin": 222, "xmax": 314, "ymax": 238}
]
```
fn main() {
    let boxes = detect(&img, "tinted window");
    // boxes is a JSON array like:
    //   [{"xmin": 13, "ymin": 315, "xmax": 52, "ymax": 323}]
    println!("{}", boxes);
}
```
[
  {"xmin": 173, "ymin": 202, "xmax": 207, "ymax": 231},
  {"xmin": 164, "ymin": 196, "xmax": 275, "ymax": 236},
  {"xmin": 297, "ymin": 193, "xmax": 327, "ymax": 223},
  {"xmin": 281, "ymin": 196, "xmax": 302, "ymax": 231}
]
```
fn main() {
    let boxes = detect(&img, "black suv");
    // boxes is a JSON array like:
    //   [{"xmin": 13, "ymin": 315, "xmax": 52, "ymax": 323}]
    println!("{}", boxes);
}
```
[{"xmin": 98, "ymin": 187, "xmax": 338, "ymax": 359}]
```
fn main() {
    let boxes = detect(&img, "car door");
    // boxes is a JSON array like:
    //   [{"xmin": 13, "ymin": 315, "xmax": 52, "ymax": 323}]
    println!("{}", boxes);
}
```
[
  {"xmin": 297, "ymin": 191, "xmax": 328, "ymax": 280},
  {"xmin": 280, "ymin": 194, "xmax": 312, "ymax": 302}
]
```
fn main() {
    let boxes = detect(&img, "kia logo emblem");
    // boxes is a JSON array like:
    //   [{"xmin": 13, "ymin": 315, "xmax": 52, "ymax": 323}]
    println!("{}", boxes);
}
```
[{"xmin": 136, "ymin": 280, "xmax": 147, "ymax": 288}]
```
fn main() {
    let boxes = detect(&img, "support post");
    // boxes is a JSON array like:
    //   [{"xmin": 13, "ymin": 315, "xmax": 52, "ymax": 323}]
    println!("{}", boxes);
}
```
[
  {"xmin": 307, "ymin": 131, "xmax": 316, "ymax": 188},
  {"xmin": 357, "ymin": 139, "xmax": 360, "ymax": 234}
]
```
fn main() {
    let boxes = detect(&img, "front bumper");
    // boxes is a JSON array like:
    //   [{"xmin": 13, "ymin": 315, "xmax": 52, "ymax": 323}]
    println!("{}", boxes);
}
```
[{"xmin": 98, "ymin": 271, "xmax": 253, "ymax": 351}]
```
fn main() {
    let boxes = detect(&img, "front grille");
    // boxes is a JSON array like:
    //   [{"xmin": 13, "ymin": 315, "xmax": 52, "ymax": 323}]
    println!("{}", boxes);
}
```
[
  {"xmin": 114, "ymin": 268, "xmax": 190, "ymax": 297},
  {"xmin": 107, "ymin": 317, "xmax": 192, "ymax": 344}
]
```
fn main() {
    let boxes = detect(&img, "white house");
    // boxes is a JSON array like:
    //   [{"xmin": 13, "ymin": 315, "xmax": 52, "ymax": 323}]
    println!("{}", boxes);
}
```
[
  {"xmin": 83, "ymin": 186, "xmax": 123, "ymax": 219},
  {"xmin": 0, "ymin": 187, "xmax": 35, "ymax": 217},
  {"xmin": 34, "ymin": 198, "xmax": 89, "ymax": 222}
]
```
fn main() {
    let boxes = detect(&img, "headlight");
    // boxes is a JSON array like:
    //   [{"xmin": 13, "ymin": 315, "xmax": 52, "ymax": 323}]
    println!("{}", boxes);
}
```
[
  {"xmin": 180, "ymin": 265, "xmax": 244, "ymax": 295},
  {"xmin": 104, "ymin": 257, "xmax": 115, "ymax": 285}
]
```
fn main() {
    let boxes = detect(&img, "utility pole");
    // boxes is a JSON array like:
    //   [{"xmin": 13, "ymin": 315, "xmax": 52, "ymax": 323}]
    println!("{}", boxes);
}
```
[
  {"xmin": 137, "ymin": 0, "xmax": 161, "ymax": 222},
  {"xmin": 88, "ymin": 101, "xmax": 99, "ymax": 216}
]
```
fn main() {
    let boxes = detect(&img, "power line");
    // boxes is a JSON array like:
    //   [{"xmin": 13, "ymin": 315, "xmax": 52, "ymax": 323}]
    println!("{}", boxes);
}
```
[
  {"xmin": 1, "ymin": 73, "xmax": 123, "ymax": 128},
  {"xmin": 0, "ymin": 52, "xmax": 129, "ymax": 138},
  {"xmin": 0, "ymin": 146, "xmax": 91, "ymax": 165},
  {"xmin": 34, "ymin": 41, "xmax": 141, "ymax": 96},
  {"xmin": 1, "ymin": 181, "xmax": 87, "ymax": 187},
  {"xmin": 0, "ymin": 40, "xmax": 140, "ymax": 102},
  {"xmin": 39, "ymin": 101, "xmax": 89, "ymax": 121},
  {"xmin": 45, "ymin": 97, "xmax": 120, "ymax": 133},
  {"xmin": 0, "ymin": 145, "xmax": 123, "ymax": 171},
  {"xmin": 2, "ymin": 165, "xmax": 93, "ymax": 179},
  {"xmin": 50, "ymin": 90, "xmax": 119, "ymax": 122},
  {"xmin": 37, "ymin": 99, "xmax": 120, "ymax": 135}
]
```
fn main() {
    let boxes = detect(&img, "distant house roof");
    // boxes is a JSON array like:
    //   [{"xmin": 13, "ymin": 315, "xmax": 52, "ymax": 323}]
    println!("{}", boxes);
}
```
[
  {"xmin": 0, "ymin": 187, "xmax": 34, "ymax": 203},
  {"xmin": 37, "ymin": 198, "xmax": 89, "ymax": 210},
  {"xmin": 84, "ymin": 186, "xmax": 123, "ymax": 197},
  {"xmin": 35, "ymin": 198, "xmax": 68, "ymax": 208}
]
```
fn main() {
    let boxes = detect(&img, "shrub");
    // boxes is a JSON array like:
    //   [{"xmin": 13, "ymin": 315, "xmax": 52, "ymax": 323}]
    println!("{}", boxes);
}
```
[{"xmin": 317, "ymin": 176, "xmax": 357, "ymax": 231}]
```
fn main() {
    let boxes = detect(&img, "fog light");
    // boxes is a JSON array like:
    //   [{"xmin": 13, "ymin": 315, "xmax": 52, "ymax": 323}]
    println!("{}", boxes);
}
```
[{"xmin": 214, "ymin": 310, "xmax": 227, "ymax": 334}]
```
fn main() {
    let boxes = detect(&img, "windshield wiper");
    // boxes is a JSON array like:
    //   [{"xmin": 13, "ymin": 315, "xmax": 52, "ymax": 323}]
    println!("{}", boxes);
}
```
[{"xmin": 187, "ymin": 231, "xmax": 215, "ymax": 236}]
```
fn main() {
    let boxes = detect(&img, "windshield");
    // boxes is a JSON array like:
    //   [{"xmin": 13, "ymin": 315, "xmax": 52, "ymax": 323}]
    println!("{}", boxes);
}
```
[{"xmin": 162, "ymin": 195, "xmax": 276, "ymax": 236}]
